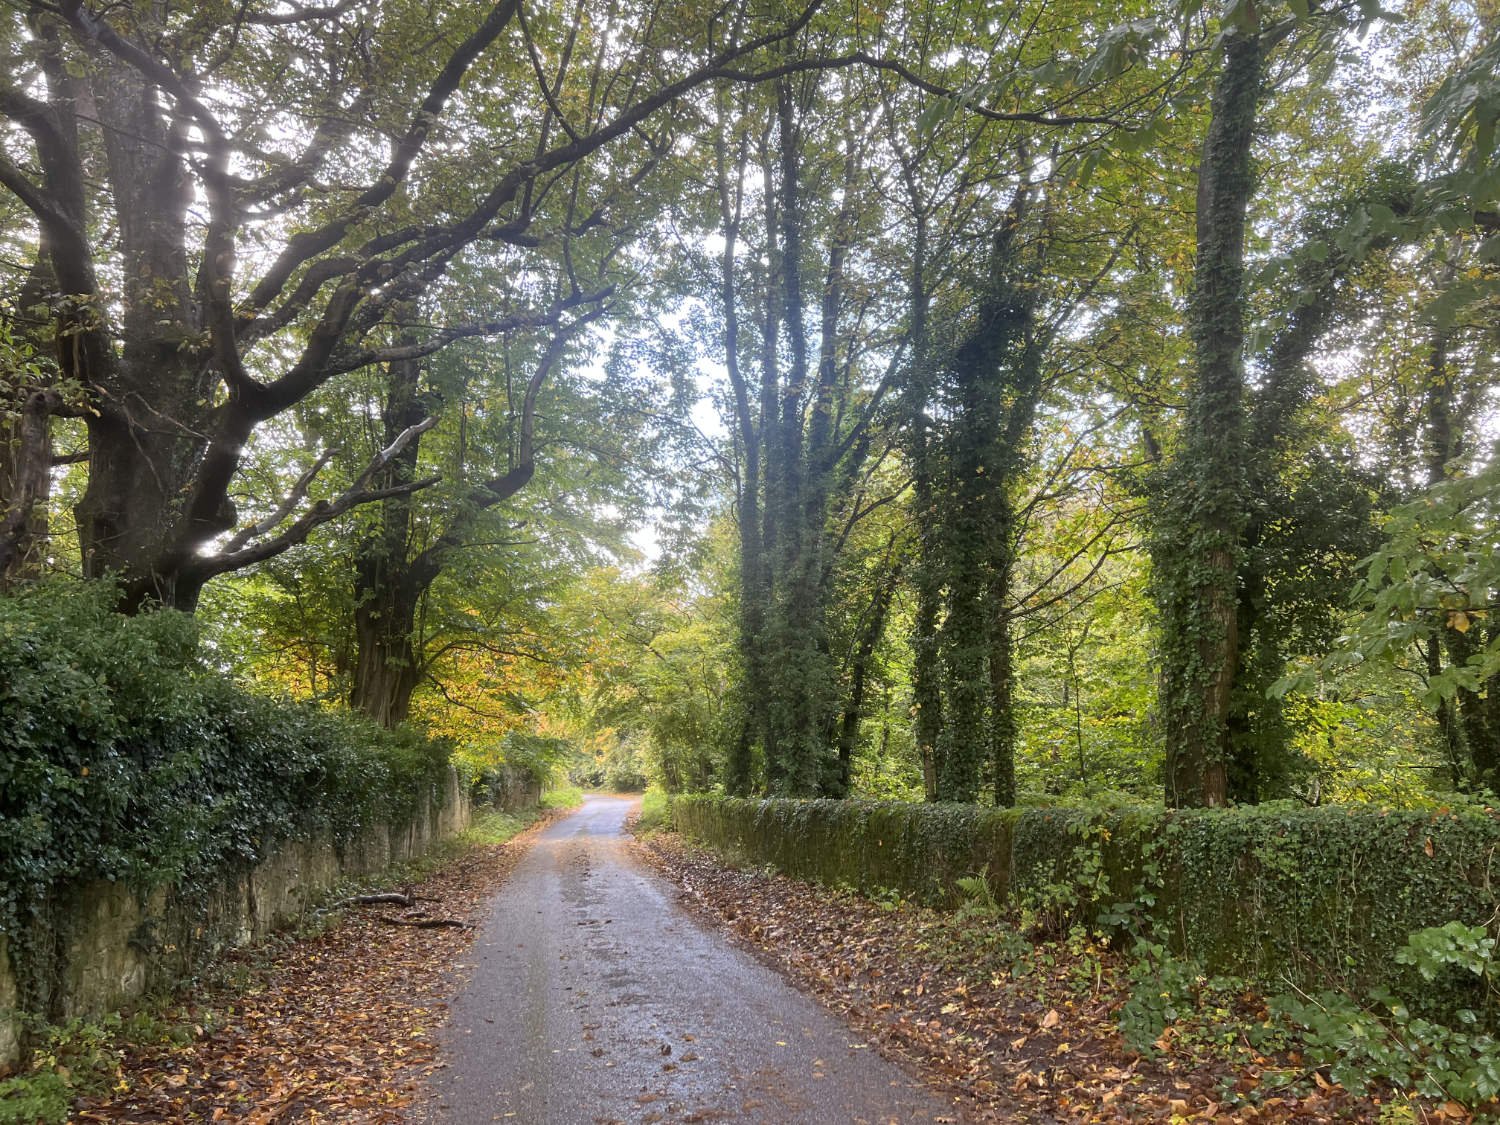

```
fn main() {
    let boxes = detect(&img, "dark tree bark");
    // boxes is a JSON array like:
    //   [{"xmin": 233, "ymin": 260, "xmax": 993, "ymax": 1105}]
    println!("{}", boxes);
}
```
[
  {"xmin": 349, "ymin": 352, "xmax": 430, "ymax": 726},
  {"xmin": 347, "ymin": 309, "xmax": 584, "ymax": 726},
  {"xmin": 0, "ymin": 389, "xmax": 59, "ymax": 584},
  {"xmin": 713, "ymin": 76, "xmax": 887, "ymax": 797},
  {"xmin": 904, "ymin": 213, "xmax": 946, "ymax": 803},
  {"xmin": 715, "ymin": 97, "xmax": 769, "ymax": 796}
]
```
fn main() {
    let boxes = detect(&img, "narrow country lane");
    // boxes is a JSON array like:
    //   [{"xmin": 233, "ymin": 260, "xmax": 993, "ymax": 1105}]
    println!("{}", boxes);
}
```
[{"xmin": 411, "ymin": 795, "xmax": 955, "ymax": 1125}]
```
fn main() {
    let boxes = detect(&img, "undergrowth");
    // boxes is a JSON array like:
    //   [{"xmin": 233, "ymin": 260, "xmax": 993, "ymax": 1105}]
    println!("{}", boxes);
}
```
[
  {"xmin": 947, "ymin": 855, "xmax": 1500, "ymax": 1113},
  {"xmin": 461, "ymin": 808, "xmax": 543, "ymax": 846},
  {"xmin": 673, "ymin": 795, "xmax": 1500, "ymax": 1114},
  {"xmin": 540, "ymin": 785, "xmax": 584, "ymax": 810},
  {"xmin": 634, "ymin": 786, "xmax": 673, "ymax": 834},
  {"xmin": 0, "ymin": 1008, "xmax": 205, "ymax": 1124}
]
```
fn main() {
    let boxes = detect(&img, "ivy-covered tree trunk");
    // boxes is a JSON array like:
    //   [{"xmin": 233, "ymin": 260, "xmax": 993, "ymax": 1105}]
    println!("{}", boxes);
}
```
[
  {"xmin": 763, "ymin": 80, "xmax": 825, "ymax": 795},
  {"xmin": 987, "ymin": 567, "xmax": 1019, "ymax": 807},
  {"xmin": 935, "ymin": 341, "xmax": 996, "ymax": 801},
  {"xmin": 0, "ymin": 391, "xmax": 56, "ymax": 585},
  {"xmin": 1152, "ymin": 29, "xmax": 1262, "ymax": 809},
  {"xmin": 834, "ymin": 547, "xmax": 903, "ymax": 796},
  {"xmin": 717, "ymin": 114, "xmax": 765, "ymax": 797},
  {"xmin": 739, "ymin": 78, "xmax": 869, "ymax": 797},
  {"xmin": 0, "ymin": 265, "xmax": 63, "ymax": 585},
  {"xmin": 931, "ymin": 209, "xmax": 1041, "ymax": 806},
  {"xmin": 905, "ymin": 217, "xmax": 946, "ymax": 803}
]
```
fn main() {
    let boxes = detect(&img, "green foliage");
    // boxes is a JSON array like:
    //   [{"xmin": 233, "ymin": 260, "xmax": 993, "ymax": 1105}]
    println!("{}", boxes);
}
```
[
  {"xmin": 460, "ymin": 810, "xmax": 533, "ymax": 847},
  {"xmin": 0, "ymin": 1010, "xmax": 196, "ymax": 1124},
  {"xmin": 539, "ymin": 785, "xmax": 585, "ymax": 810},
  {"xmin": 495, "ymin": 732, "xmax": 575, "ymax": 786},
  {"xmin": 1118, "ymin": 941, "xmax": 1207, "ymax": 1054},
  {"xmin": 0, "ymin": 580, "xmax": 452, "ymax": 1022},
  {"xmin": 1274, "ymin": 923, "xmax": 1500, "ymax": 1106},
  {"xmin": 1315, "ymin": 451, "xmax": 1500, "ymax": 712},
  {"xmin": 635, "ymin": 786, "xmax": 674, "ymax": 834},
  {"xmin": 1398, "ymin": 920, "xmax": 1498, "ymax": 985},
  {"xmin": 954, "ymin": 863, "xmax": 1001, "ymax": 920}
]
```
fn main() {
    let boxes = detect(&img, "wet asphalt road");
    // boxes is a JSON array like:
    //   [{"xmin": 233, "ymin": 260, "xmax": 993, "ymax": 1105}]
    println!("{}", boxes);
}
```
[{"xmin": 411, "ymin": 795, "xmax": 952, "ymax": 1125}]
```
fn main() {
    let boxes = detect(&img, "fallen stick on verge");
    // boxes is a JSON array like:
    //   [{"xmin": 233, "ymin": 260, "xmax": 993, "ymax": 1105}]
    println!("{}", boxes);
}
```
[
  {"xmin": 340, "ymin": 885, "xmax": 435, "ymax": 908},
  {"xmin": 345, "ymin": 892, "xmax": 416, "ymax": 906},
  {"xmin": 378, "ymin": 917, "xmax": 471, "ymax": 929}
]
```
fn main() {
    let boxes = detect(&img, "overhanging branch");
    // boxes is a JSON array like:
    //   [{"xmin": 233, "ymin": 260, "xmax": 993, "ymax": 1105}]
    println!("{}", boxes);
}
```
[{"xmin": 193, "ymin": 416, "xmax": 440, "ymax": 579}]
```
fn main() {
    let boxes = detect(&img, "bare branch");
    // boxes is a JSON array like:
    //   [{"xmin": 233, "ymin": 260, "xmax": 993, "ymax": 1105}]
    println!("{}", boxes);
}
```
[
  {"xmin": 242, "ymin": 0, "xmax": 360, "ymax": 26},
  {"xmin": 221, "ymin": 447, "xmax": 338, "ymax": 552},
  {"xmin": 194, "ymin": 416, "xmax": 440, "ymax": 578}
]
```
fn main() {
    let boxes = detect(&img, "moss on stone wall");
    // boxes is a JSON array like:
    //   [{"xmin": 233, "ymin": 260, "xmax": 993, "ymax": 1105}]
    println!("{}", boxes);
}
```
[
  {"xmin": 0, "ymin": 582, "xmax": 469, "ymax": 1069},
  {"xmin": 673, "ymin": 796, "xmax": 1500, "ymax": 999}
]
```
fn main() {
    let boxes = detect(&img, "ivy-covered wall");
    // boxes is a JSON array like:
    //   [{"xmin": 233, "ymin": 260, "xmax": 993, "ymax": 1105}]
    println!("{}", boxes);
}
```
[
  {"xmin": 673, "ymin": 796, "xmax": 1500, "ymax": 996},
  {"xmin": 0, "ymin": 583, "xmax": 471, "ymax": 1069}
]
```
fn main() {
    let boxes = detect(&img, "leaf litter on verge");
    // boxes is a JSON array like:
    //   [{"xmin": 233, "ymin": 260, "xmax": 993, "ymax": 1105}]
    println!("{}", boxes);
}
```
[
  {"xmin": 638, "ymin": 831, "xmax": 1446, "ymax": 1124},
  {"xmin": 69, "ymin": 815, "xmax": 560, "ymax": 1123}
]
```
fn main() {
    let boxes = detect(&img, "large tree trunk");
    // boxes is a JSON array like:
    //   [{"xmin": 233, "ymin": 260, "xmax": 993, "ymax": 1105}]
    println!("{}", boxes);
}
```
[
  {"xmin": 351, "ymin": 582, "xmax": 424, "ymax": 727},
  {"xmin": 70, "ymin": 61, "xmax": 228, "ymax": 611},
  {"xmin": 1155, "ymin": 28, "xmax": 1262, "ymax": 809},
  {"xmin": 0, "ymin": 391, "xmax": 56, "ymax": 585},
  {"xmin": 758, "ymin": 79, "xmax": 863, "ymax": 796},
  {"xmin": 716, "ymin": 99, "xmax": 768, "ymax": 796},
  {"xmin": 0, "ymin": 259, "xmax": 64, "ymax": 584},
  {"xmin": 349, "ymin": 351, "xmax": 430, "ymax": 725},
  {"xmin": 6, "ymin": 0, "xmax": 797, "ymax": 614}
]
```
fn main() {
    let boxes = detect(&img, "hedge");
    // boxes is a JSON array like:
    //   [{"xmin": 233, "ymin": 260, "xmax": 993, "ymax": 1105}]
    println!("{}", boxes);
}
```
[
  {"xmin": 672, "ymin": 795, "xmax": 1500, "ymax": 1000},
  {"xmin": 0, "ymin": 581, "xmax": 454, "ymax": 1024}
]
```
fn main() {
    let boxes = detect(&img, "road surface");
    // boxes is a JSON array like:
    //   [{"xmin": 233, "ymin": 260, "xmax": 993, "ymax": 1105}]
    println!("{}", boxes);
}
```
[{"xmin": 411, "ymin": 795, "xmax": 954, "ymax": 1124}]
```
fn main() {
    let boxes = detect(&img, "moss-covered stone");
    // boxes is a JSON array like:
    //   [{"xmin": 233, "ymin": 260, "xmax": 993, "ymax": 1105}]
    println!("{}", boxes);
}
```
[{"xmin": 673, "ymin": 796, "xmax": 1500, "ymax": 999}]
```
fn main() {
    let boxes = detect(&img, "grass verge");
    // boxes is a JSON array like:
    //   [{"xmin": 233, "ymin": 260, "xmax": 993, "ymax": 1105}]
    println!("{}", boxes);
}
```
[
  {"xmin": 634, "ymin": 785, "xmax": 672, "ymax": 834},
  {"xmin": 540, "ymin": 784, "xmax": 584, "ymax": 810}
]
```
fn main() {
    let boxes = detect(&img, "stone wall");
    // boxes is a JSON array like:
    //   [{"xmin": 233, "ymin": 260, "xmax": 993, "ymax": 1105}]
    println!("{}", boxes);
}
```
[
  {"xmin": 475, "ymin": 763, "xmax": 543, "ymax": 812},
  {"xmin": 673, "ymin": 795, "xmax": 1500, "ymax": 1008},
  {"xmin": 0, "ymin": 767, "xmax": 469, "ymax": 1071}
]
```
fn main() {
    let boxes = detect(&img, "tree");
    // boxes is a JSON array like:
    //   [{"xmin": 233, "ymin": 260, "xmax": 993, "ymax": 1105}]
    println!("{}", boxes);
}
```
[
  {"xmin": 929, "ymin": 194, "xmax": 1047, "ymax": 805},
  {"xmin": 0, "ymin": 0, "xmax": 818, "ymax": 610},
  {"xmin": 1149, "ymin": 16, "xmax": 1266, "ymax": 808},
  {"xmin": 697, "ymin": 68, "xmax": 906, "ymax": 796}
]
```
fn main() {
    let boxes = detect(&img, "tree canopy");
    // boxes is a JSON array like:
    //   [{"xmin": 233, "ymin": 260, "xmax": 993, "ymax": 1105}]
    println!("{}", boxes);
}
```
[{"xmin": 2, "ymin": 0, "xmax": 1498, "ymax": 809}]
